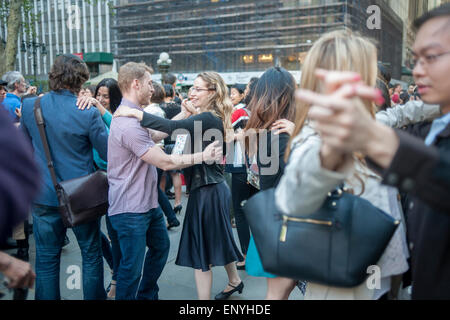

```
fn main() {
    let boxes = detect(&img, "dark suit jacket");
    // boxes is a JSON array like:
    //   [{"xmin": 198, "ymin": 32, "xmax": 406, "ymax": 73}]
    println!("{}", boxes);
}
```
[
  {"xmin": 0, "ymin": 107, "xmax": 40, "ymax": 244},
  {"xmin": 380, "ymin": 123, "xmax": 450, "ymax": 299}
]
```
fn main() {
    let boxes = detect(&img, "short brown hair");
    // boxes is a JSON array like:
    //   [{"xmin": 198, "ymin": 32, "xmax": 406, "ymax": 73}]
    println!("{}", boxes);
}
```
[
  {"xmin": 48, "ymin": 54, "xmax": 90, "ymax": 93},
  {"xmin": 118, "ymin": 62, "xmax": 153, "ymax": 94},
  {"xmin": 150, "ymin": 81, "xmax": 165, "ymax": 104}
]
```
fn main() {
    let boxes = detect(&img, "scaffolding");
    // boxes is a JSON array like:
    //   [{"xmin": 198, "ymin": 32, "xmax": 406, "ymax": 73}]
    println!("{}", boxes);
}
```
[{"xmin": 113, "ymin": 0, "xmax": 403, "ymax": 77}]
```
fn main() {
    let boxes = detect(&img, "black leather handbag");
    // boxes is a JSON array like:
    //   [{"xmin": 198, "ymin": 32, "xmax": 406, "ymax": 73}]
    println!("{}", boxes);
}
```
[
  {"xmin": 243, "ymin": 187, "xmax": 400, "ymax": 288},
  {"xmin": 34, "ymin": 97, "xmax": 109, "ymax": 228}
]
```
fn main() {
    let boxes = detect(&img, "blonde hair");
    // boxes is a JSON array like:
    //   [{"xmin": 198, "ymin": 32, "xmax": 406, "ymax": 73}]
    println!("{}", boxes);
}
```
[
  {"xmin": 196, "ymin": 72, "xmax": 233, "ymax": 140},
  {"xmin": 287, "ymin": 29, "xmax": 378, "ymax": 194},
  {"xmin": 118, "ymin": 62, "xmax": 154, "ymax": 94},
  {"xmin": 287, "ymin": 29, "xmax": 378, "ymax": 157}
]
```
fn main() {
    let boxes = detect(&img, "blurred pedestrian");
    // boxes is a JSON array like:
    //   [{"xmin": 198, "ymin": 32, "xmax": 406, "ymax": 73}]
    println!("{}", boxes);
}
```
[{"xmin": 0, "ymin": 105, "xmax": 39, "ymax": 290}]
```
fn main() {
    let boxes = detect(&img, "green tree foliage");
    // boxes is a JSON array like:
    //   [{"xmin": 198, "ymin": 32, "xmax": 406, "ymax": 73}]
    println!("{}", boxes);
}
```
[
  {"xmin": 0, "ymin": 1, "xmax": 114, "ymax": 76},
  {"xmin": 0, "ymin": 0, "xmax": 39, "ymax": 76}
]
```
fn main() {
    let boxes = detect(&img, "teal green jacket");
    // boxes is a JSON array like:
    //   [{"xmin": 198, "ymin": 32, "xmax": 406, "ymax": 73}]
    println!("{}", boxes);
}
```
[{"xmin": 93, "ymin": 111, "xmax": 112, "ymax": 171}]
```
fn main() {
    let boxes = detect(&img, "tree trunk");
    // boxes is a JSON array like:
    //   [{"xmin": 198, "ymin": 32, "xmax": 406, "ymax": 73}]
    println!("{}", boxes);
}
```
[{"xmin": 0, "ymin": 0, "xmax": 23, "ymax": 76}]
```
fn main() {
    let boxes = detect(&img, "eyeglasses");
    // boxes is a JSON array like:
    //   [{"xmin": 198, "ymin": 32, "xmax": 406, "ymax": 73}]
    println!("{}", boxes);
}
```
[
  {"xmin": 412, "ymin": 51, "xmax": 450, "ymax": 68},
  {"xmin": 191, "ymin": 87, "xmax": 215, "ymax": 93}
]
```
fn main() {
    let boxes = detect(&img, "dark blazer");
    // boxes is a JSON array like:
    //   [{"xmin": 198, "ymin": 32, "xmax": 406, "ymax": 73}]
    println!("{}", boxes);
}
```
[
  {"xmin": 380, "ymin": 124, "xmax": 450, "ymax": 299},
  {"xmin": 0, "ymin": 107, "xmax": 40, "ymax": 244}
]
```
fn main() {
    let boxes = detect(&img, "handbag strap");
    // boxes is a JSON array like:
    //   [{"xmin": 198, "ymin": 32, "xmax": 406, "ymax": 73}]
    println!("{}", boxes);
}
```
[{"xmin": 33, "ymin": 96, "xmax": 60, "ymax": 190}]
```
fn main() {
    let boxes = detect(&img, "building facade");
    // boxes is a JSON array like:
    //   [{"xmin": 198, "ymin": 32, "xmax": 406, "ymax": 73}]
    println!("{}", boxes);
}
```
[
  {"xmin": 114, "ymin": 0, "xmax": 409, "ymax": 78},
  {"xmin": 0, "ymin": 0, "xmax": 115, "ymax": 80},
  {"xmin": 3, "ymin": 0, "xmax": 448, "ymax": 82}
]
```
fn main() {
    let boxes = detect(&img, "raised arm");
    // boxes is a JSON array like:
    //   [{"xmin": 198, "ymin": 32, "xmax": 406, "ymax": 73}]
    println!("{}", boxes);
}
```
[
  {"xmin": 88, "ymin": 109, "xmax": 109, "ymax": 161},
  {"xmin": 376, "ymin": 100, "xmax": 441, "ymax": 128},
  {"xmin": 140, "ymin": 141, "xmax": 222, "ymax": 171},
  {"xmin": 376, "ymin": 129, "xmax": 450, "ymax": 212},
  {"xmin": 114, "ymin": 105, "xmax": 211, "ymax": 136},
  {"xmin": 140, "ymin": 111, "xmax": 218, "ymax": 136}
]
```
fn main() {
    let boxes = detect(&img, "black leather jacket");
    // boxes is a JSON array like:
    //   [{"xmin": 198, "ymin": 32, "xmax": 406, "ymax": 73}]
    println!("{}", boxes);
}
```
[{"xmin": 184, "ymin": 163, "xmax": 225, "ymax": 192}]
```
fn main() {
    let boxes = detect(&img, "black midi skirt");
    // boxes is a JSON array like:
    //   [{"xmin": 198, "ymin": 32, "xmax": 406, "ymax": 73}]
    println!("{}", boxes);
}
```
[{"xmin": 175, "ymin": 181, "xmax": 244, "ymax": 271}]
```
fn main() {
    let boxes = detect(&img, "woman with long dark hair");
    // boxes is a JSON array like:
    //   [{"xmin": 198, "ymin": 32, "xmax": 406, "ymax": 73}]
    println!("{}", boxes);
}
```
[
  {"xmin": 94, "ymin": 78, "xmax": 122, "ymax": 114},
  {"xmin": 77, "ymin": 77, "xmax": 123, "ymax": 299},
  {"xmin": 226, "ymin": 77, "xmax": 259, "ymax": 271},
  {"xmin": 230, "ymin": 83, "xmax": 246, "ymax": 109},
  {"xmin": 244, "ymin": 67, "xmax": 297, "ymax": 299}
]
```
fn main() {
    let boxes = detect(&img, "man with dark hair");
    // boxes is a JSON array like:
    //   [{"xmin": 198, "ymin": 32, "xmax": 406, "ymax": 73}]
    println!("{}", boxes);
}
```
[
  {"xmin": 19, "ymin": 54, "xmax": 108, "ymax": 300},
  {"xmin": 408, "ymin": 83, "xmax": 416, "ymax": 95},
  {"xmin": 162, "ymin": 73, "xmax": 182, "ymax": 104},
  {"xmin": 298, "ymin": 3, "xmax": 450, "ymax": 299},
  {"xmin": 399, "ymin": 91, "xmax": 411, "ymax": 105},
  {"xmin": 163, "ymin": 84, "xmax": 174, "ymax": 101},
  {"xmin": 162, "ymin": 73, "xmax": 177, "ymax": 87}
]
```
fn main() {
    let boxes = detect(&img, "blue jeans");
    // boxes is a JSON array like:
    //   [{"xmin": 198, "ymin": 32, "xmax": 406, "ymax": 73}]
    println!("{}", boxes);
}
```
[
  {"xmin": 101, "ymin": 231, "xmax": 113, "ymax": 271},
  {"xmin": 32, "ymin": 205, "xmax": 106, "ymax": 300},
  {"xmin": 109, "ymin": 207, "xmax": 170, "ymax": 300},
  {"xmin": 158, "ymin": 186, "xmax": 178, "ymax": 224},
  {"xmin": 156, "ymin": 168, "xmax": 178, "ymax": 224}
]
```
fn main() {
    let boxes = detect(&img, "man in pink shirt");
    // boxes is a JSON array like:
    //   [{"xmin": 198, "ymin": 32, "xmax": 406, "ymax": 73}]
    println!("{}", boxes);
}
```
[{"xmin": 108, "ymin": 62, "xmax": 222, "ymax": 300}]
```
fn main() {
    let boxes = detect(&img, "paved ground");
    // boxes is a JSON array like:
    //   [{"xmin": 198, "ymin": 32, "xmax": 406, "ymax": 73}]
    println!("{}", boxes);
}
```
[{"xmin": 0, "ymin": 188, "xmax": 304, "ymax": 301}]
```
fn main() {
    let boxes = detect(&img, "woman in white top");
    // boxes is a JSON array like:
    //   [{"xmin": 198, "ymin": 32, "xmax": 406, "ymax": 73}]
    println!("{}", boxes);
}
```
[{"xmin": 274, "ymin": 30, "xmax": 409, "ymax": 300}]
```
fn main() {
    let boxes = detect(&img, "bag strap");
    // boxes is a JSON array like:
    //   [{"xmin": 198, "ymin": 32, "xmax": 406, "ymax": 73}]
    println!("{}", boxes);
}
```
[{"xmin": 33, "ymin": 96, "xmax": 59, "ymax": 190}]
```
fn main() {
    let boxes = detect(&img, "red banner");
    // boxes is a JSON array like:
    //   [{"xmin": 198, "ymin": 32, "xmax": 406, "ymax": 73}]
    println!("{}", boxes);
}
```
[{"xmin": 73, "ymin": 52, "xmax": 84, "ymax": 60}]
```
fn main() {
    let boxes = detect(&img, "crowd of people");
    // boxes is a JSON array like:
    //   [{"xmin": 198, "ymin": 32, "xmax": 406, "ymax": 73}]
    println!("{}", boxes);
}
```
[{"xmin": 0, "ymin": 3, "xmax": 449, "ymax": 300}]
